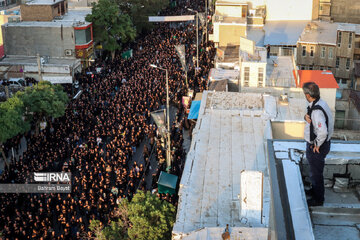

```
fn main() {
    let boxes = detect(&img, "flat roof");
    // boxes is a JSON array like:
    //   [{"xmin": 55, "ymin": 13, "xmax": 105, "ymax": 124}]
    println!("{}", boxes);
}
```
[
  {"xmin": 173, "ymin": 92, "xmax": 308, "ymax": 239},
  {"xmin": 0, "ymin": 55, "xmax": 80, "ymax": 67},
  {"xmin": 266, "ymin": 56, "xmax": 296, "ymax": 87},
  {"xmin": 240, "ymin": 46, "xmax": 267, "ymax": 62},
  {"xmin": 298, "ymin": 21, "xmax": 339, "ymax": 45},
  {"xmin": 173, "ymin": 92, "xmax": 271, "ymax": 238},
  {"xmin": 297, "ymin": 70, "xmax": 339, "ymax": 88},
  {"xmin": 4, "ymin": 9, "xmax": 91, "ymax": 27},
  {"xmin": 264, "ymin": 20, "xmax": 308, "ymax": 46},
  {"xmin": 208, "ymin": 68, "xmax": 240, "ymax": 81},
  {"xmin": 23, "ymin": 0, "xmax": 64, "ymax": 5},
  {"xmin": 215, "ymin": 0, "xmax": 248, "ymax": 6}
]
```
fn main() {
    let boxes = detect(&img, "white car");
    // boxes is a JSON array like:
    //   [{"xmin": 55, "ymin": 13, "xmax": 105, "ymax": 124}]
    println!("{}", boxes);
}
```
[{"xmin": 8, "ymin": 78, "xmax": 26, "ymax": 88}]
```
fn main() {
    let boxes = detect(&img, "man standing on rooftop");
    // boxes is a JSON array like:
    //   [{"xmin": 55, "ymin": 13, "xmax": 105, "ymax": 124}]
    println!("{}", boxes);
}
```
[{"xmin": 303, "ymin": 82, "xmax": 334, "ymax": 206}]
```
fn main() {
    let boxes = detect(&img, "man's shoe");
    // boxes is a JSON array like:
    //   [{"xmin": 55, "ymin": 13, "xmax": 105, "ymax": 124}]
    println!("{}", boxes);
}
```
[{"xmin": 307, "ymin": 198, "xmax": 324, "ymax": 207}]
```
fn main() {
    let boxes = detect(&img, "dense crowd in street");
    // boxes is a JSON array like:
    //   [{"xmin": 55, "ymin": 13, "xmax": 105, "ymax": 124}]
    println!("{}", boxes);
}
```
[{"xmin": 0, "ymin": 0, "xmax": 216, "ymax": 239}]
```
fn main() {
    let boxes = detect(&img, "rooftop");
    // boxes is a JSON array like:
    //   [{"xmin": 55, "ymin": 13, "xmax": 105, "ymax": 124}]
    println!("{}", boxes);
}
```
[
  {"xmin": 266, "ymin": 56, "xmax": 296, "ymax": 87},
  {"xmin": 264, "ymin": 20, "xmax": 308, "ymax": 46},
  {"xmin": 214, "ymin": 15, "xmax": 247, "ymax": 24},
  {"xmin": 23, "ymin": 0, "xmax": 64, "ymax": 5},
  {"xmin": 215, "ymin": 0, "xmax": 248, "ymax": 6},
  {"xmin": 0, "ymin": 55, "xmax": 80, "ymax": 67},
  {"xmin": 240, "ymin": 46, "xmax": 267, "ymax": 62},
  {"xmin": 296, "ymin": 70, "xmax": 339, "ymax": 88},
  {"xmin": 4, "ymin": 9, "xmax": 91, "ymax": 27},
  {"xmin": 173, "ymin": 91, "xmax": 307, "ymax": 239},
  {"xmin": 298, "ymin": 21, "xmax": 339, "ymax": 45}
]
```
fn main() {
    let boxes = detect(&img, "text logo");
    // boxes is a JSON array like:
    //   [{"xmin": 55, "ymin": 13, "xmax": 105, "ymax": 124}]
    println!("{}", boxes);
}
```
[{"xmin": 33, "ymin": 172, "xmax": 71, "ymax": 182}]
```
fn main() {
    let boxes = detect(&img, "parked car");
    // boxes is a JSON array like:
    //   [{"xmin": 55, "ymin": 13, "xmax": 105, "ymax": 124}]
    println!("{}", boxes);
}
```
[{"xmin": 8, "ymin": 78, "xmax": 26, "ymax": 88}]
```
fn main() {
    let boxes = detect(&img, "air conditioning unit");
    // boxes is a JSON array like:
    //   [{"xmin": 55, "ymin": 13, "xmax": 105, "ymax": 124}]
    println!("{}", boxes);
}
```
[{"xmin": 65, "ymin": 49, "xmax": 73, "ymax": 56}]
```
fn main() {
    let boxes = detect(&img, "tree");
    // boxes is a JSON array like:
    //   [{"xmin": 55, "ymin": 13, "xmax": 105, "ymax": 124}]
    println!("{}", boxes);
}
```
[
  {"xmin": 86, "ymin": 0, "xmax": 136, "ymax": 59},
  {"xmin": 127, "ymin": 191, "xmax": 176, "ymax": 240},
  {"xmin": 117, "ymin": 0, "xmax": 168, "ymax": 34},
  {"xmin": 0, "ymin": 96, "xmax": 30, "ymax": 166},
  {"xmin": 17, "ymin": 81, "xmax": 69, "ymax": 134}
]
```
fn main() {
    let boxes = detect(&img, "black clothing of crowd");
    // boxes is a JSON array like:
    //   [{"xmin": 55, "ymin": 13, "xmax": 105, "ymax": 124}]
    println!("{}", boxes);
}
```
[{"xmin": 0, "ymin": 0, "xmax": 216, "ymax": 239}]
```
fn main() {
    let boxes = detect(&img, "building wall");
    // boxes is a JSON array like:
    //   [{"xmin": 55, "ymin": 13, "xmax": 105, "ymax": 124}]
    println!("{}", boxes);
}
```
[
  {"xmin": 20, "ymin": 5, "xmax": 54, "ymax": 21},
  {"xmin": 2, "ymin": 25, "xmax": 75, "ymax": 58},
  {"xmin": 215, "ymin": 5, "xmax": 246, "ymax": 17},
  {"xmin": 330, "ymin": 0, "xmax": 360, "ymax": 24},
  {"xmin": 265, "ymin": 0, "xmax": 313, "ymax": 21},
  {"xmin": 241, "ymin": 62, "xmax": 267, "ymax": 87},
  {"xmin": 218, "ymin": 24, "xmax": 246, "ymax": 46},
  {"xmin": 296, "ymin": 43, "xmax": 336, "ymax": 70}
]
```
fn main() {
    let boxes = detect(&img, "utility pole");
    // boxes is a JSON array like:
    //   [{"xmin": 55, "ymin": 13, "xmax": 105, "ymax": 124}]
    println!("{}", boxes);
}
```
[
  {"xmin": 196, "ymin": 12, "xmax": 199, "ymax": 74},
  {"xmin": 205, "ymin": 0, "xmax": 208, "ymax": 43},
  {"xmin": 37, "ymin": 53, "xmax": 42, "ymax": 82},
  {"xmin": 150, "ymin": 64, "xmax": 172, "ymax": 172},
  {"xmin": 165, "ymin": 69, "xmax": 171, "ymax": 172}
]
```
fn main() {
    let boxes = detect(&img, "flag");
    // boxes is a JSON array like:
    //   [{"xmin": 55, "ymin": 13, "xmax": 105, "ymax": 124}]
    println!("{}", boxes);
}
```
[
  {"xmin": 175, "ymin": 45, "xmax": 187, "ymax": 72},
  {"xmin": 151, "ymin": 109, "xmax": 167, "ymax": 137}
]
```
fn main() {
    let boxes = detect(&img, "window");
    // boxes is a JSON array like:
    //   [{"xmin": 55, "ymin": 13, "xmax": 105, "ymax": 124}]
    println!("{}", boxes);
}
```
[
  {"xmin": 309, "ymin": 66, "xmax": 313, "ymax": 70},
  {"xmin": 336, "ymin": 57, "xmax": 340, "ymax": 68},
  {"xmin": 302, "ymin": 46, "xmax": 306, "ymax": 56},
  {"xmin": 320, "ymin": 66, "xmax": 324, "ymax": 70},
  {"xmin": 244, "ymin": 67, "xmax": 250, "ymax": 87},
  {"xmin": 346, "ymin": 58, "xmax": 351, "ymax": 70},
  {"xmin": 321, "ymin": 47, "xmax": 326, "ymax": 58},
  {"xmin": 258, "ymin": 68, "xmax": 264, "ymax": 87},
  {"xmin": 320, "ymin": 5, "xmax": 323, "ymax": 11},
  {"xmin": 75, "ymin": 28, "xmax": 92, "ymax": 45},
  {"xmin": 337, "ymin": 31, "xmax": 342, "ymax": 47},
  {"xmin": 328, "ymin": 48, "xmax": 333, "ymax": 59},
  {"xmin": 301, "ymin": 66, "xmax": 305, "ymax": 70},
  {"xmin": 349, "ymin": 32, "xmax": 353, "ymax": 48},
  {"xmin": 310, "ymin": 46, "xmax": 314, "ymax": 57}
]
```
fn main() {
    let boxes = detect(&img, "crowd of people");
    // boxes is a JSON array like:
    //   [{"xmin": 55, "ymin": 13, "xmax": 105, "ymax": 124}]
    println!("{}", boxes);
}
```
[{"xmin": 0, "ymin": 0, "xmax": 216, "ymax": 239}]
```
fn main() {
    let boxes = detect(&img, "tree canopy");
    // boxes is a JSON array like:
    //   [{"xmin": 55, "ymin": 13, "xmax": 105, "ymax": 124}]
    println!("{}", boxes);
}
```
[
  {"xmin": 117, "ymin": 0, "xmax": 168, "ymax": 34},
  {"xmin": 127, "ymin": 191, "xmax": 176, "ymax": 240},
  {"xmin": 90, "ymin": 191, "xmax": 176, "ymax": 240},
  {"xmin": 0, "ymin": 96, "xmax": 29, "ymax": 144},
  {"xmin": 86, "ymin": 0, "xmax": 136, "ymax": 58},
  {"xmin": 17, "ymin": 81, "xmax": 69, "ymax": 120}
]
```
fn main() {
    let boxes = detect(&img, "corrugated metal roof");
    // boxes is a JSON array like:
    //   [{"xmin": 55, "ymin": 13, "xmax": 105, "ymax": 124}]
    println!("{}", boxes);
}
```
[{"xmin": 264, "ymin": 20, "xmax": 308, "ymax": 45}]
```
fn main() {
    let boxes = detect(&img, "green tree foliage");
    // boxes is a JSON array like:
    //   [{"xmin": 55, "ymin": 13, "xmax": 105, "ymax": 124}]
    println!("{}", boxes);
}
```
[
  {"xmin": 117, "ymin": 0, "xmax": 168, "ymax": 34},
  {"xmin": 0, "ymin": 96, "xmax": 30, "ymax": 165},
  {"xmin": 127, "ymin": 191, "xmax": 176, "ymax": 240},
  {"xmin": 17, "ymin": 81, "xmax": 68, "ymax": 133},
  {"xmin": 86, "ymin": 0, "xmax": 136, "ymax": 59}
]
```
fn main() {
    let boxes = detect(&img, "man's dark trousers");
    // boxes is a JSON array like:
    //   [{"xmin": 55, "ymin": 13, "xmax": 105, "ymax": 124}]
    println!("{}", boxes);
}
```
[{"xmin": 306, "ymin": 141, "xmax": 331, "ymax": 203}]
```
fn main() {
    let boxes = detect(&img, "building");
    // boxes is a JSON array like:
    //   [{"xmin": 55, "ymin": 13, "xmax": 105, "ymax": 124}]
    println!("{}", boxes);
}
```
[
  {"xmin": 212, "ymin": 0, "xmax": 265, "ymax": 47},
  {"xmin": 314, "ymin": 0, "xmax": 360, "ymax": 24},
  {"xmin": 268, "ymin": 139, "xmax": 360, "ymax": 240},
  {"xmin": 172, "ymin": 91, "xmax": 309, "ymax": 239},
  {"xmin": 0, "ymin": 0, "xmax": 94, "ymax": 84},
  {"xmin": 0, "ymin": 8, "xmax": 20, "ymax": 58},
  {"xmin": 297, "ymin": 21, "xmax": 360, "ymax": 88},
  {"xmin": 20, "ymin": 0, "xmax": 68, "ymax": 21}
]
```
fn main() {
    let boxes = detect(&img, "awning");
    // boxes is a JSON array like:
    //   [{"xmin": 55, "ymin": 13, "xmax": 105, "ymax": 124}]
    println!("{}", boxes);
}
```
[
  {"xmin": 158, "ymin": 171, "xmax": 178, "ymax": 195},
  {"xmin": 42, "ymin": 75, "xmax": 72, "ymax": 84},
  {"xmin": 188, "ymin": 100, "xmax": 201, "ymax": 120}
]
